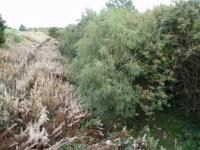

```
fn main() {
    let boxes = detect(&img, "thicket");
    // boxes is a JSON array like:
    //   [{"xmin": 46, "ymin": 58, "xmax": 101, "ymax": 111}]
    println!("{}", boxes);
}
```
[
  {"xmin": 19, "ymin": 24, "xmax": 27, "ymax": 31},
  {"xmin": 106, "ymin": 0, "xmax": 135, "ymax": 11},
  {"xmin": 48, "ymin": 27, "xmax": 64, "ymax": 39},
  {"xmin": 0, "ymin": 14, "xmax": 6, "ymax": 45},
  {"xmin": 60, "ymin": 0, "xmax": 200, "ymax": 123}
]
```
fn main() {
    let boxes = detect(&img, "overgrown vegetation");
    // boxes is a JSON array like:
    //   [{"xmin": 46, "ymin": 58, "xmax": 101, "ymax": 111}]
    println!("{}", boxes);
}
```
[
  {"xmin": 48, "ymin": 27, "xmax": 63, "ymax": 39},
  {"xmin": 19, "ymin": 24, "xmax": 27, "ymax": 31},
  {"xmin": 60, "ymin": 0, "xmax": 200, "ymax": 121},
  {"xmin": 0, "ymin": 14, "xmax": 6, "ymax": 45},
  {"xmin": 59, "ymin": 0, "xmax": 200, "ymax": 148},
  {"xmin": 1, "ymin": 0, "xmax": 200, "ymax": 149}
]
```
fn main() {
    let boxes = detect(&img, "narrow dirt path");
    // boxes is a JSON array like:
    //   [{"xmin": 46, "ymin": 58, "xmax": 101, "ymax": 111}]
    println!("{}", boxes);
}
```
[{"xmin": 0, "ymin": 36, "xmax": 85, "ymax": 149}]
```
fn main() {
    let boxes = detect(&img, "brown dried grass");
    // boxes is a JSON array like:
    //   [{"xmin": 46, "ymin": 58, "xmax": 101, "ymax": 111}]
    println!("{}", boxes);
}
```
[{"xmin": 0, "ymin": 34, "xmax": 86, "ymax": 149}]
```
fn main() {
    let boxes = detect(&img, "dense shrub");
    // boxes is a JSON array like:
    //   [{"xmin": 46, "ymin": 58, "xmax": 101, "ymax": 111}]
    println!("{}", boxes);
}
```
[
  {"xmin": 174, "ymin": 0, "xmax": 200, "ymax": 119},
  {"xmin": 59, "ymin": 9, "xmax": 96, "ymax": 61},
  {"xmin": 60, "ymin": 0, "xmax": 200, "ymax": 122},
  {"xmin": 48, "ymin": 27, "xmax": 63, "ymax": 39},
  {"xmin": 19, "ymin": 24, "xmax": 27, "ymax": 31},
  {"xmin": 59, "ymin": 25, "xmax": 81, "ymax": 59},
  {"xmin": 27, "ymin": 27, "xmax": 49, "ymax": 33},
  {"xmin": 61, "ymin": 9, "xmax": 172, "ymax": 121},
  {"xmin": 0, "ymin": 14, "xmax": 6, "ymax": 45},
  {"xmin": 152, "ymin": 0, "xmax": 200, "ymax": 119}
]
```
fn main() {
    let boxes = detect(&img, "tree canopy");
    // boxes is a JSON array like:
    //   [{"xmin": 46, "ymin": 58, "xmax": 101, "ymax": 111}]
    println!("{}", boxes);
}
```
[
  {"xmin": 60, "ymin": 0, "xmax": 200, "ymax": 123},
  {"xmin": 106, "ymin": 0, "xmax": 135, "ymax": 11}
]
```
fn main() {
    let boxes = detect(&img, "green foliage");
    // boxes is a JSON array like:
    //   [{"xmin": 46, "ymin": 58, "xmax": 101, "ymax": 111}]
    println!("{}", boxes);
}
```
[
  {"xmin": 60, "ymin": 0, "xmax": 200, "ymax": 123},
  {"xmin": 48, "ymin": 27, "xmax": 63, "ymax": 39},
  {"xmin": 19, "ymin": 24, "xmax": 27, "ymax": 31},
  {"xmin": 59, "ymin": 25, "xmax": 81, "ymax": 59},
  {"xmin": 107, "ymin": 127, "xmax": 165, "ymax": 150},
  {"xmin": 59, "ymin": 9, "xmax": 96, "ymax": 61},
  {"xmin": 5, "ymin": 29, "xmax": 26, "ymax": 44},
  {"xmin": 69, "ymin": 9, "xmax": 141, "ymax": 120},
  {"xmin": 152, "ymin": 0, "xmax": 200, "ymax": 119},
  {"xmin": 61, "ymin": 8, "xmax": 172, "ymax": 121},
  {"xmin": 106, "ymin": 0, "xmax": 135, "ymax": 11},
  {"xmin": 146, "ymin": 110, "xmax": 200, "ymax": 150},
  {"xmin": 0, "ymin": 14, "xmax": 6, "ymax": 45}
]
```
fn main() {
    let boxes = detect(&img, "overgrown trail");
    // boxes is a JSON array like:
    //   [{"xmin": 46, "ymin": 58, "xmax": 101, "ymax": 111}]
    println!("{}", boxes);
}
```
[{"xmin": 0, "ymin": 33, "xmax": 86, "ymax": 149}]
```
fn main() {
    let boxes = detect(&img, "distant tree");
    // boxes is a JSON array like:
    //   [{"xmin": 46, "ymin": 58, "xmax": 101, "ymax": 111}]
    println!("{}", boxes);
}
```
[
  {"xmin": 48, "ymin": 27, "xmax": 62, "ymax": 39},
  {"xmin": 106, "ymin": 0, "xmax": 135, "ymax": 11},
  {"xmin": 19, "ymin": 24, "xmax": 27, "ymax": 31},
  {"xmin": 0, "ymin": 14, "xmax": 6, "ymax": 44},
  {"xmin": 59, "ymin": 9, "xmax": 96, "ymax": 62},
  {"xmin": 79, "ymin": 9, "xmax": 96, "ymax": 26}
]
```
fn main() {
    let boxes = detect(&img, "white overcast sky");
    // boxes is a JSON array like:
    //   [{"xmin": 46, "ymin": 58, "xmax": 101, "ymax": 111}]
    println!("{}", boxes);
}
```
[{"xmin": 0, "ymin": 0, "xmax": 172, "ymax": 29}]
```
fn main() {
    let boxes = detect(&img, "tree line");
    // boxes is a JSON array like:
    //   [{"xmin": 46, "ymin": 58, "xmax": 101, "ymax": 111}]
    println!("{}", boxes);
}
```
[{"xmin": 59, "ymin": 0, "xmax": 200, "ymax": 123}]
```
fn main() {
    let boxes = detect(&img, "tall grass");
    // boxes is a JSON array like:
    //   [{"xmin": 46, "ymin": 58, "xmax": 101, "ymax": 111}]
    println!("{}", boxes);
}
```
[{"xmin": 0, "ymin": 33, "xmax": 85, "ymax": 149}]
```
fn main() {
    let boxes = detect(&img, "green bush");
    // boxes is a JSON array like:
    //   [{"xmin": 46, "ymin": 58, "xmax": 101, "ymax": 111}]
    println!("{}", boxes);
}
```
[
  {"xmin": 59, "ymin": 9, "xmax": 96, "ymax": 61},
  {"xmin": 59, "ymin": 25, "xmax": 81, "ymax": 59},
  {"xmin": 152, "ymin": 0, "xmax": 200, "ymax": 119},
  {"xmin": 0, "ymin": 14, "xmax": 6, "ymax": 45},
  {"xmin": 63, "ymin": 9, "xmax": 173, "ymax": 121},
  {"xmin": 48, "ymin": 27, "xmax": 61, "ymax": 39},
  {"xmin": 60, "ymin": 0, "xmax": 200, "ymax": 122},
  {"xmin": 19, "ymin": 24, "xmax": 27, "ymax": 31}
]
